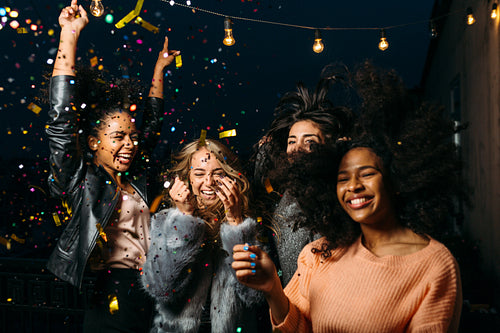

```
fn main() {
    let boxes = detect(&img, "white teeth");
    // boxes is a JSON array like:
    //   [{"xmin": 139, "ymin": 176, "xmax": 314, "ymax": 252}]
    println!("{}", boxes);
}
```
[
  {"xmin": 202, "ymin": 190, "xmax": 215, "ymax": 195},
  {"xmin": 117, "ymin": 154, "xmax": 131, "ymax": 158},
  {"xmin": 350, "ymin": 198, "xmax": 367, "ymax": 205}
]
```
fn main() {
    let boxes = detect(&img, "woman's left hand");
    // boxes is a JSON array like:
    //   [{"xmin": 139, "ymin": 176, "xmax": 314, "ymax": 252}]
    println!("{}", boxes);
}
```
[{"xmin": 215, "ymin": 176, "xmax": 243, "ymax": 225}]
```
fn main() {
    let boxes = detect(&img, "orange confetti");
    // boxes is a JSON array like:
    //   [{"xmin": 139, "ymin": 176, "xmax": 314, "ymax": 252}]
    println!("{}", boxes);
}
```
[
  {"xmin": 28, "ymin": 102, "xmax": 42, "ymax": 115},
  {"xmin": 264, "ymin": 178, "xmax": 274, "ymax": 194},
  {"xmin": 96, "ymin": 223, "xmax": 108, "ymax": 242}
]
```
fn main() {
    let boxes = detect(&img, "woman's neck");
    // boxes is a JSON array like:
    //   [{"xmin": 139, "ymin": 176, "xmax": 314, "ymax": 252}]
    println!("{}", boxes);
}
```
[{"xmin": 361, "ymin": 224, "xmax": 429, "ymax": 257}]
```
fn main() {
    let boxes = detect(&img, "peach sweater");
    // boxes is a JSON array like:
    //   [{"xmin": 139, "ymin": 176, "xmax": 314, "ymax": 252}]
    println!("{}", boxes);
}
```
[{"xmin": 273, "ymin": 236, "xmax": 462, "ymax": 332}]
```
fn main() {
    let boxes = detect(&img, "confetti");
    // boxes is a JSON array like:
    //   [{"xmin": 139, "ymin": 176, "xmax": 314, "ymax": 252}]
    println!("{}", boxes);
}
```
[
  {"xmin": 52, "ymin": 212, "xmax": 61, "ymax": 227},
  {"xmin": 134, "ymin": 17, "xmax": 159, "ymax": 34},
  {"xmin": 264, "ymin": 178, "xmax": 274, "ymax": 194},
  {"xmin": 115, "ymin": 0, "xmax": 144, "ymax": 29},
  {"xmin": 0, "ymin": 236, "xmax": 11, "ymax": 250},
  {"xmin": 10, "ymin": 234, "xmax": 25, "ymax": 244},
  {"xmin": 175, "ymin": 54, "xmax": 182, "ymax": 68},
  {"xmin": 108, "ymin": 294, "xmax": 119, "ymax": 314},
  {"xmin": 219, "ymin": 129, "xmax": 236, "ymax": 138},
  {"xmin": 96, "ymin": 223, "xmax": 108, "ymax": 242},
  {"xmin": 27, "ymin": 102, "xmax": 42, "ymax": 115},
  {"xmin": 198, "ymin": 129, "xmax": 207, "ymax": 146}
]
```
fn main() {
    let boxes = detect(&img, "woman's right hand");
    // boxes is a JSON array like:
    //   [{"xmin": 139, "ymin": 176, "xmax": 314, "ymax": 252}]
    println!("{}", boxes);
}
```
[
  {"xmin": 59, "ymin": 0, "xmax": 88, "ymax": 33},
  {"xmin": 169, "ymin": 177, "xmax": 194, "ymax": 215},
  {"xmin": 232, "ymin": 244, "xmax": 280, "ymax": 293}
]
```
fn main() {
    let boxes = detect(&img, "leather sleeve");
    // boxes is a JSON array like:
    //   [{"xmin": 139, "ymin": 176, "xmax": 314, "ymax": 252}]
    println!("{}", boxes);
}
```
[
  {"xmin": 46, "ymin": 75, "xmax": 85, "ymax": 198},
  {"xmin": 139, "ymin": 97, "xmax": 165, "ymax": 159}
]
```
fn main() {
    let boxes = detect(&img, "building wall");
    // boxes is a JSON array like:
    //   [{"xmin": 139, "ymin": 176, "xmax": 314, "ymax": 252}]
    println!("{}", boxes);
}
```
[{"xmin": 423, "ymin": 0, "xmax": 500, "ymax": 285}]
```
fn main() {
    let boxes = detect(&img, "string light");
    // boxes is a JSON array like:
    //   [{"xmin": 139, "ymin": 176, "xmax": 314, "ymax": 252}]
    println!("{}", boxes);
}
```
[
  {"xmin": 378, "ymin": 29, "xmax": 389, "ymax": 51},
  {"xmin": 466, "ymin": 7, "xmax": 475, "ymax": 25},
  {"xmin": 223, "ymin": 17, "xmax": 235, "ymax": 46},
  {"xmin": 159, "ymin": 2, "xmax": 496, "ymax": 53},
  {"xmin": 491, "ymin": 3, "xmax": 498, "ymax": 20},
  {"xmin": 90, "ymin": 0, "xmax": 105, "ymax": 17},
  {"xmin": 312, "ymin": 29, "xmax": 324, "ymax": 53}
]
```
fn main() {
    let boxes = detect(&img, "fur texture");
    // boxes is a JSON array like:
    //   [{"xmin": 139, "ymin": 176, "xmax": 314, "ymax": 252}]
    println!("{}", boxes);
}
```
[{"xmin": 141, "ymin": 209, "xmax": 265, "ymax": 333}]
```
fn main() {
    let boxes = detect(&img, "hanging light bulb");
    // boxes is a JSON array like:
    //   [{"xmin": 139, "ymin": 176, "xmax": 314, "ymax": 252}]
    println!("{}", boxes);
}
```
[
  {"xmin": 378, "ymin": 29, "xmax": 389, "ymax": 51},
  {"xmin": 223, "ymin": 17, "xmax": 235, "ymax": 46},
  {"xmin": 312, "ymin": 29, "xmax": 325, "ymax": 53},
  {"xmin": 90, "ymin": 0, "xmax": 105, "ymax": 18},
  {"xmin": 491, "ymin": 3, "xmax": 498, "ymax": 19},
  {"xmin": 466, "ymin": 7, "xmax": 475, "ymax": 25},
  {"xmin": 429, "ymin": 20, "xmax": 438, "ymax": 38}
]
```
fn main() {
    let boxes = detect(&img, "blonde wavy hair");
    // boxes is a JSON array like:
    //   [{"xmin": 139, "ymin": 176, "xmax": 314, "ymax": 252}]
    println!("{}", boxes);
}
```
[{"xmin": 166, "ymin": 138, "xmax": 251, "ymax": 235}]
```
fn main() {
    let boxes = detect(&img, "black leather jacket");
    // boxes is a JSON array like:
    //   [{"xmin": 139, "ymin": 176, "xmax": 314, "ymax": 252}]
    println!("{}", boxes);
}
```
[{"xmin": 46, "ymin": 75, "xmax": 164, "ymax": 288}]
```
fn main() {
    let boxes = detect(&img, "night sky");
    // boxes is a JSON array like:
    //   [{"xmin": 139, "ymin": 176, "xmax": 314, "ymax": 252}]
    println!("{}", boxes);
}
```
[
  {"xmin": 1, "ymin": 0, "xmax": 436, "ymax": 255},
  {"xmin": 1, "ymin": 0, "xmax": 435, "ymax": 159}
]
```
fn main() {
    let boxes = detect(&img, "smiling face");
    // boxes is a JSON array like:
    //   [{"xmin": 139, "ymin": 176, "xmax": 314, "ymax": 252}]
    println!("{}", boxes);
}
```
[
  {"xmin": 189, "ymin": 147, "xmax": 226, "ymax": 207},
  {"xmin": 286, "ymin": 120, "xmax": 325, "ymax": 155},
  {"xmin": 336, "ymin": 147, "xmax": 396, "ymax": 227},
  {"xmin": 88, "ymin": 112, "xmax": 139, "ymax": 177}
]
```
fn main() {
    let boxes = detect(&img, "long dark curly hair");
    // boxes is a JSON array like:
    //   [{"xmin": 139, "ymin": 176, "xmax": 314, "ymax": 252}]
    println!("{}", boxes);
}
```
[
  {"xmin": 286, "ymin": 61, "xmax": 467, "ymax": 257},
  {"xmin": 253, "ymin": 64, "xmax": 355, "ymax": 194}
]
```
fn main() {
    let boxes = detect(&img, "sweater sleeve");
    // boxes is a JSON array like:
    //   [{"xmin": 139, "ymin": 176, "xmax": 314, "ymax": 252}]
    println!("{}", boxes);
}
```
[
  {"xmin": 140, "ymin": 208, "xmax": 206, "ymax": 303},
  {"xmin": 271, "ymin": 242, "xmax": 316, "ymax": 332},
  {"xmin": 408, "ymin": 247, "xmax": 462, "ymax": 333},
  {"xmin": 219, "ymin": 217, "xmax": 265, "ymax": 307}
]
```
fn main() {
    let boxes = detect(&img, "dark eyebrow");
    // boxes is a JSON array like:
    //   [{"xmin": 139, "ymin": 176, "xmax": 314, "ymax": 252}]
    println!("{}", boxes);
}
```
[
  {"xmin": 288, "ymin": 133, "xmax": 320, "ymax": 139},
  {"xmin": 337, "ymin": 165, "xmax": 381, "ymax": 175}
]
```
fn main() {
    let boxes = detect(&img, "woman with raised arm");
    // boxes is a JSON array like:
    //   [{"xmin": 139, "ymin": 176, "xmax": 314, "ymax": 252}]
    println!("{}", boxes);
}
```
[{"xmin": 46, "ymin": 1, "xmax": 179, "ymax": 331}]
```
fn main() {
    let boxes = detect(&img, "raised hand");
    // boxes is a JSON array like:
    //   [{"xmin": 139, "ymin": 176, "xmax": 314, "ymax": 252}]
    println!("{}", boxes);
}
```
[
  {"xmin": 149, "ymin": 36, "xmax": 180, "ymax": 98},
  {"xmin": 215, "ymin": 176, "xmax": 243, "ymax": 225},
  {"xmin": 169, "ymin": 177, "xmax": 194, "ymax": 215},
  {"xmin": 58, "ymin": 0, "xmax": 88, "ymax": 33}
]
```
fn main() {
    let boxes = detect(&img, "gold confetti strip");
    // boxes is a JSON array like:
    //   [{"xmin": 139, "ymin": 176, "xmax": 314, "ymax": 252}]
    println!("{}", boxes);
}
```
[
  {"xmin": 134, "ymin": 16, "xmax": 159, "ymax": 33},
  {"xmin": 62, "ymin": 199, "xmax": 72, "ymax": 215},
  {"xmin": 17, "ymin": 27, "xmax": 28, "ymax": 34},
  {"xmin": 10, "ymin": 234, "xmax": 25, "ymax": 244},
  {"xmin": 219, "ymin": 129, "xmax": 236, "ymax": 139},
  {"xmin": 175, "ymin": 54, "xmax": 183, "ymax": 68},
  {"xmin": 52, "ymin": 212, "xmax": 61, "ymax": 227},
  {"xmin": 96, "ymin": 223, "xmax": 108, "ymax": 242},
  {"xmin": 0, "ymin": 236, "xmax": 11, "ymax": 250},
  {"xmin": 108, "ymin": 294, "xmax": 119, "ymax": 314},
  {"xmin": 115, "ymin": 0, "xmax": 144, "ymax": 29},
  {"xmin": 27, "ymin": 102, "xmax": 42, "ymax": 115},
  {"xmin": 149, "ymin": 194, "xmax": 164, "ymax": 214},
  {"xmin": 264, "ymin": 178, "xmax": 274, "ymax": 194},
  {"xmin": 198, "ymin": 129, "xmax": 207, "ymax": 146}
]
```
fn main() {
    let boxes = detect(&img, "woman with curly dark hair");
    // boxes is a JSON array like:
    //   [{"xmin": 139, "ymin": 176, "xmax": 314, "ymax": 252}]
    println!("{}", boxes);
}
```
[
  {"xmin": 252, "ymin": 66, "xmax": 354, "ymax": 286},
  {"xmin": 232, "ymin": 63, "xmax": 463, "ymax": 332}
]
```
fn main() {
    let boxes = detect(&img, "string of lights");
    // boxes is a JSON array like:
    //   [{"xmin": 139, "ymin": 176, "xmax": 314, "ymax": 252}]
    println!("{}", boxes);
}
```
[{"xmin": 156, "ymin": 0, "xmax": 499, "ymax": 53}]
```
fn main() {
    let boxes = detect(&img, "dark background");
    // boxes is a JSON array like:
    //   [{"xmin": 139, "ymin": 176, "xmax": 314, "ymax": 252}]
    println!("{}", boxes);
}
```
[{"xmin": 0, "ymin": 0, "xmax": 434, "ymax": 257}]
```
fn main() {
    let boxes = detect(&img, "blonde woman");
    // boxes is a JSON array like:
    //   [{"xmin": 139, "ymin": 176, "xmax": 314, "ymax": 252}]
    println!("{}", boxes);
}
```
[{"xmin": 141, "ymin": 138, "xmax": 269, "ymax": 333}]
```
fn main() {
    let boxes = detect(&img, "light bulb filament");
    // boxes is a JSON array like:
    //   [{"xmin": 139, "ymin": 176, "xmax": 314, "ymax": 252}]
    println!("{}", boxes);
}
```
[
  {"xmin": 378, "ymin": 29, "xmax": 389, "ymax": 51},
  {"xmin": 90, "ymin": 0, "xmax": 105, "ymax": 17},
  {"xmin": 312, "ymin": 29, "xmax": 324, "ymax": 53},
  {"xmin": 223, "ymin": 17, "xmax": 235, "ymax": 46}
]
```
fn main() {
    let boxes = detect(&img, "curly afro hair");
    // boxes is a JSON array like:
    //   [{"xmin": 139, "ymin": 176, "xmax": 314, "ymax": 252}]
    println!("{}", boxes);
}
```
[{"xmin": 286, "ymin": 61, "xmax": 467, "ymax": 257}]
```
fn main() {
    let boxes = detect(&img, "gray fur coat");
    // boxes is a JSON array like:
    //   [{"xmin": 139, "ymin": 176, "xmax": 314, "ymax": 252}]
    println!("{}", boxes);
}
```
[{"xmin": 141, "ymin": 208, "xmax": 266, "ymax": 333}]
